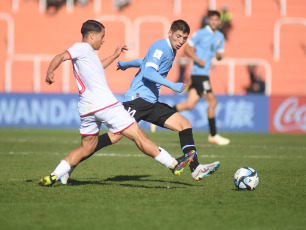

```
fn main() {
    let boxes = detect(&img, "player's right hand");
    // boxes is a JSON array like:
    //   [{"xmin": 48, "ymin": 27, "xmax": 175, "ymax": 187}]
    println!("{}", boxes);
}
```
[
  {"xmin": 173, "ymin": 82, "xmax": 185, "ymax": 93},
  {"xmin": 116, "ymin": 61, "xmax": 127, "ymax": 71},
  {"xmin": 196, "ymin": 58, "xmax": 206, "ymax": 67},
  {"xmin": 46, "ymin": 72, "xmax": 55, "ymax": 85}
]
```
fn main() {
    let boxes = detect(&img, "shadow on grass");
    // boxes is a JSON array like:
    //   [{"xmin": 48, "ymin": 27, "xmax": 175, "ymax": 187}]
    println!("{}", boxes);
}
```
[
  {"xmin": 231, "ymin": 188, "xmax": 254, "ymax": 192},
  {"xmin": 63, "ymin": 174, "xmax": 196, "ymax": 188}
]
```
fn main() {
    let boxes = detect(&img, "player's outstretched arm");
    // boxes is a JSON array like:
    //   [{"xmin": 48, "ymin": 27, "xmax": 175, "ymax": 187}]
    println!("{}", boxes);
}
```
[
  {"xmin": 143, "ymin": 67, "xmax": 185, "ymax": 93},
  {"xmin": 116, "ymin": 59, "xmax": 143, "ymax": 71},
  {"xmin": 46, "ymin": 51, "xmax": 70, "ymax": 85},
  {"xmin": 101, "ymin": 45, "xmax": 128, "ymax": 69}
]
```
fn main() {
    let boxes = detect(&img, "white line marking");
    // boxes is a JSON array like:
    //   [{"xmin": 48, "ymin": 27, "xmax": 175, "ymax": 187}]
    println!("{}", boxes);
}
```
[
  {"xmin": 1, "ymin": 139, "xmax": 306, "ymax": 150},
  {"xmin": 0, "ymin": 152, "xmax": 304, "ymax": 159}
]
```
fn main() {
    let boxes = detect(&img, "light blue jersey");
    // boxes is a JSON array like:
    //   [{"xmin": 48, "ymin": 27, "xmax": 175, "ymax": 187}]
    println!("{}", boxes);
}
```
[
  {"xmin": 124, "ymin": 38, "xmax": 176, "ymax": 103},
  {"xmin": 189, "ymin": 25, "xmax": 224, "ymax": 76}
]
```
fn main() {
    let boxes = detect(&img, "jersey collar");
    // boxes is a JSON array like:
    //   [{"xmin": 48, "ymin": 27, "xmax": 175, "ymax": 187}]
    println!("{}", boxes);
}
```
[
  {"xmin": 166, "ymin": 38, "xmax": 175, "ymax": 54},
  {"xmin": 205, "ymin": 25, "xmax": 215, "ymax": 34},
  {"xmin": 166, "ymin": 38, "xmax": 173, "ymax": 51},
  {"xmin": 82, "ymin": 42, "xmax": 95, "ymax": 51}
]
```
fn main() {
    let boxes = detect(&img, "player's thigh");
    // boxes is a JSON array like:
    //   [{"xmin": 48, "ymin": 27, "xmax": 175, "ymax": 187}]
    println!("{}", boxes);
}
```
[
  {"xmin": 185, "ymin": 88, "xmax": 201, "ymax": 107},
  {"xmin": 203, "ymin": 92, "xmax": 217, "ymax": 106},
  {"xmin": 107, "ymin": 130, "xmax": 124, "ymax": 144},
  {"xmin": 121, "ymin": 122, "xmax": 146, "ymax": 142},
  {"xmin": 164, "ymin": 112, "xmax": 192, "ymax": 132}
]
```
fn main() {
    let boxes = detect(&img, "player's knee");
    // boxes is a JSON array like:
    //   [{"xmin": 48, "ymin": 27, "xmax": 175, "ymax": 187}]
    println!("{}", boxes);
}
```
[
  {"xmin": 179, "ymin": 118, "xmax": 192, "ymax": 130},
  {"xmin": 110, "ymin": 135, "xmax": 122, "ymax": 144},
  {"xmin": 186, "ymin": 103, "xmax": 196, "ymax": 110},
  {"xmin": 209, "ymin": 98, "xmax": 218, "ymax": 108}
]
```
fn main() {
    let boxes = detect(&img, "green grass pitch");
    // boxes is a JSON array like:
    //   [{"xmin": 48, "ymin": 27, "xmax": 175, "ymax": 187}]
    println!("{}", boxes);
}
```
[{"xmin": 0, "ymin": 128, "xmax": 305, "ymax": 230}]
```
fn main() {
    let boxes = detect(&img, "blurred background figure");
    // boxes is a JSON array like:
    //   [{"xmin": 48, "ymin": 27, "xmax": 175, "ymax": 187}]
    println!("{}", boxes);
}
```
[
  {"xmin": 201, "ymin": 10, "xmax": 209, "ymax": 28},
  {"xmin": 76, "ymin": 0, "xmax": 90, "ymax": 7},
  {"xmin": 46, "ymin": 0, "xmax": 65, "ymax": 14},
  {"xmin": 219, "ymin": 5, "xmax": 232, "ymax": 40},
  {"xmin": 113, "ymin": 0, "xmax": 131, "ymax": 11},
  {"xmin": 176, "ymin": 55, "xmax": 190, "ymax": 83},
  {"xmin": 246, "ymin": 65, "xmax": 266, "ymax": 94}
]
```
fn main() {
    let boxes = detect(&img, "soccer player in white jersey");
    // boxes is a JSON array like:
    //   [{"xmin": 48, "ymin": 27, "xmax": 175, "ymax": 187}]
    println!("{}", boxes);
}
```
[
  {"xmin": 173, "ymin": 11, "xmax": 230, "ymax": 145},
  {"xmin": 39, "ymin": 20, "xmax": 195, "ymax": 186},
  {"xmin": 60, "ymin": 20, "xmax": 221, "ymax": 184}
]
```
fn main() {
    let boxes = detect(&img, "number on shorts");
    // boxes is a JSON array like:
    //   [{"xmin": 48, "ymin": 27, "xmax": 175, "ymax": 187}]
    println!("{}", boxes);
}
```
[{"xmin": 202, "ymin": 80, "xmax": 211, "ymax": 94}]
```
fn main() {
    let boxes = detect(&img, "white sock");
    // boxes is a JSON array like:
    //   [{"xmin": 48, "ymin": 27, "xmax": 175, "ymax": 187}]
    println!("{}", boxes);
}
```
[
  {"xmin": 51, "ymin": 160, "xmax": 71, "ymax": 180},
  {"xmin": 154, "ymin": 147, "xmax": 177, "ymax": 169}
]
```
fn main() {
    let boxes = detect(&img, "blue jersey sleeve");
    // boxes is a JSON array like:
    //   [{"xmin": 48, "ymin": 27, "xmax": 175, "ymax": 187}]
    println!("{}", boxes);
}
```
[
  {"xmin": 144, "ymin": 43, "xmax": 166, "ymax": 71},
  {"xmin": 117, "ymin": 59, "xmax": 143, "ymax": 70},
  {"xmin": 143, "ymin": 67, "xmax": 183, "ymax": 93}
]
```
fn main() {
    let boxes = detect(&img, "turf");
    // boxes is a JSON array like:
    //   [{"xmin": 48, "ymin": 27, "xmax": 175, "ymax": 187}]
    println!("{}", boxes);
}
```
[{"xmin": 0, "ymin": 128, "xmax": 305, "ymax": 230}]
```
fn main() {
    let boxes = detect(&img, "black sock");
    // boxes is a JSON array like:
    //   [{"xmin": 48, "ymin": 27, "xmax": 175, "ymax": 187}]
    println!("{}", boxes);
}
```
[
  {"xmin": 208, "ymin": 117, "xmax": 217, "ymax": 136},
  {"xmin": 179, "ymin": 128, "xmax": 199, "ymax": 172},
  {"xmin": 80, "ymin": 133, "xmax": 113, "ymax": 163},
  {"xmin": 94, "ymin": 133, "xmax": 112, "ymax": 152},
  {"xmin": 172, "ymin": 105, "xmax": 178, "ymax": 112}
]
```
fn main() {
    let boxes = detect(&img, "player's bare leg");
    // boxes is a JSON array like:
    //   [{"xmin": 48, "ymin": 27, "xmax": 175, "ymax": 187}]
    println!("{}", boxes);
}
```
[
  {"xmin": 63, "ymin": 135, "xmax": 98, "ymax": 167},
  {"xmin": 121, "ymin": 122, "xmax": 195, "ymax": 175},
  {"xmin": 204, "ymin": 93, "xmax": 230, "ymax": 145},
  {"xmin": 39, "ymin": 135, "xmax": 99, "ymax": 186},
  {"xmin": 164, "ymin": 112, "xmax": 221, "ymax": 181},
  {"xmin": 175, "ymin": 88, "xmax": 201, "ymax": 112}
]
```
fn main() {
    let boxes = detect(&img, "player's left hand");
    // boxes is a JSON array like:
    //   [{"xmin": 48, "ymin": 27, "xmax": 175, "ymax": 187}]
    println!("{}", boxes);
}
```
[
  {"xmin": 114, "ymin": 45, "xmax": 128, "ymax": 58},
  {"xmin": 116, "ymin": 61, "xmax": 127, "ymax": 71}
]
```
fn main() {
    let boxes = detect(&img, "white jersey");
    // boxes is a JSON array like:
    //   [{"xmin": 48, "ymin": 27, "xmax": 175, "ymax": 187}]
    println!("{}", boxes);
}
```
[{"xmin": 66, "ymin": 42, "xmax": 118, "ymax": 117}]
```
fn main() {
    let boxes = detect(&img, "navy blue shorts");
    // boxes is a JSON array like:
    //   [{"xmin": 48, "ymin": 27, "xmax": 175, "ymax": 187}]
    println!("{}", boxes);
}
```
[
  {"xmin": 189, "ymin": 75, "xmax": 213, "ymax": 96},
  {"xmin": 123, "ymin": 98, "xmax": 176, "ymax": 127}
]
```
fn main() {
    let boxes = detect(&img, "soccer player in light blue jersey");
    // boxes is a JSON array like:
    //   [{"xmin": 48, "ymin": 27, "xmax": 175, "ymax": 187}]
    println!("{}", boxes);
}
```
[
  {"xmin": 60, "ymin": 20, "xmax": 220, "ymax": 184},
  {"xmin": 173, "ymin": 11, "xmax": 230, "ymax": 145}
]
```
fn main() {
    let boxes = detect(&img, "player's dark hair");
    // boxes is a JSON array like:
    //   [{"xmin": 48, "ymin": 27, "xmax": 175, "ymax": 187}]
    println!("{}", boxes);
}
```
[
  {"xmin": 81, "ymin": 20, "xmax": 105, "ymax": 37},
  {"xmin": 170, "ymin": 20, "xmax": 190, "ymax": 34},
  {"xmin": 207, "ymin": 10, "xmax": 221, "ymax": 18}
]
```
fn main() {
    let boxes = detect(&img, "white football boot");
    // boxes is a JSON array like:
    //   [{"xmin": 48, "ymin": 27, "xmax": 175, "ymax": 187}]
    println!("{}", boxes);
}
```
[
  {"xmin": 192, "ymin": 161, "xmax": 220, "ymax": 182},
  {"xmin": 150, "ymin": 123, "xmax": 157, "ymax": 133},
  {"xmin": 208, "ymin": 134, "xmax": 230, "ymax": 145}
]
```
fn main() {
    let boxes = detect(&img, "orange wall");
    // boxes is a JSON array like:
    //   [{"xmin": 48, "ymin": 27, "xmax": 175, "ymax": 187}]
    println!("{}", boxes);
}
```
[{"xmin": 0, "ymin": 0, "xmax": 305, "ymax": 95}]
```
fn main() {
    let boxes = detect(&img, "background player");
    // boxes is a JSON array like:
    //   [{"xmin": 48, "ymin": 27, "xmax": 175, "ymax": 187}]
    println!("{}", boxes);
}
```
[
  {"xmin": 60, "ymin": 20, "xmax": 221, "ymax": 185},
  {"xmin": 39, "ymin": 20, "xmax": 194, "ymax": 186},
  {"xmin": 173, "ymin": 11, "xmax": 230, "ymax": 145}
]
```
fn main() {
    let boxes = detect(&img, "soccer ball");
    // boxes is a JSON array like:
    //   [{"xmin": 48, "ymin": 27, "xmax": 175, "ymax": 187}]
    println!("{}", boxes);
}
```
[{"xmin": 233, "ymin": 167, "xmax": 259, "ymax": 190}]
